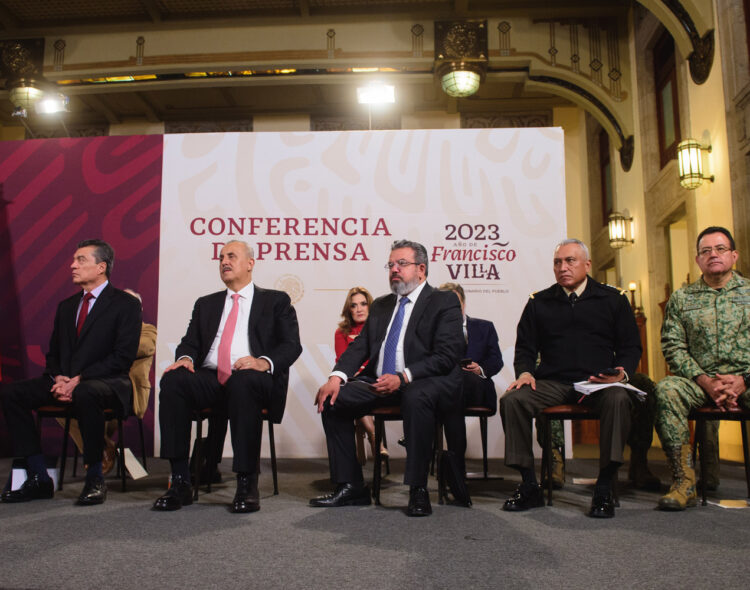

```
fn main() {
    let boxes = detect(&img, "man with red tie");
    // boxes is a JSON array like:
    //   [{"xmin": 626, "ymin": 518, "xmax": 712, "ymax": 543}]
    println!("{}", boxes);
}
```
[
  {"xmin": 155, "ymin": 240, "xmax": 301, "ymax": 512},
  {"xmin": 1, "ymin": 239, "xmax": 141, "ymax": 505}
]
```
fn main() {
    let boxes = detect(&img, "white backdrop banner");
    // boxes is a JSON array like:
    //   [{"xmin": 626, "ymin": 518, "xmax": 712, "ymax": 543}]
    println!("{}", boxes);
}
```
[{"xmin": 157, "ymin": 128, "xmax": 567, "ymax": 459}]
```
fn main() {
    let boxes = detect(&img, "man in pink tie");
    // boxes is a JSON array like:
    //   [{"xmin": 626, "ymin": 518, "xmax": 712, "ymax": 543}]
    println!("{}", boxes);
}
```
[{"xmin": 154, "ymin": 240, "xmax": 302, "ymax": 512}]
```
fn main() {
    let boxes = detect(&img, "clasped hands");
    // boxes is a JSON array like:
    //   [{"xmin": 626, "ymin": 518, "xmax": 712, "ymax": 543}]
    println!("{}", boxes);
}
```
[
  {"xmin": 314, "ymin": 373, "xmax": 402, "ymax": 413},
  {"xmin": 696, "ymin": 373, "xmax": 745, "ymax": 411},
  {"xmin": 163, "ymin": 356, "xmax": 270, "ymax": 374},
  {"xmin": 50, "ymin": 375, "xmax": 81, "ymax": 402}
]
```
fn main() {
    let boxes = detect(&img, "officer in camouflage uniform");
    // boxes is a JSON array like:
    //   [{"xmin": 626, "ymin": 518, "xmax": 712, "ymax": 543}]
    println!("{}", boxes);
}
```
[{"xmin": 655, "ymin": 226, "xmax": 750, "ymax": 510}]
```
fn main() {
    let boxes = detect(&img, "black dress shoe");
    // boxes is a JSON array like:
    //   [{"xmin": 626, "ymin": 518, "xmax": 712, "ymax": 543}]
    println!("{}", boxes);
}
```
[
  {"xmin": 502, "ymin": 483, "xmax": 545, "ymax": 512},
  {"xmin": 1, "ymin": 474, "xmax": 54, "ymax": 503},
  {"xmin": 587, "ymin": 490, "xmax": 616, "ymax": 518},
  {"xmin": 407, "ymin": 486, "xmax": 432, "ymax": 517},
  {"xmin": 232, "ymin": 473, "xmax": 260, "ymax": 513},
  {"xmin": 153, "ymin": 475, "xmax": 194, "ymax": 511},
  {"xmin": 309, "ymin": 483, "xmax": 371, "ymax": 507},
  {"xmin": 77, "ymin": 477, "xmax": 107, "ymax": 506}
]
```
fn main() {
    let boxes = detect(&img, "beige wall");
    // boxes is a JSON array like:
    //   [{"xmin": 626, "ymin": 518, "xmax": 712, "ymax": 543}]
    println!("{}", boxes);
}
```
[{"xmin": 554, "ymin": 106, "xmax": 589, "ymax": 246}]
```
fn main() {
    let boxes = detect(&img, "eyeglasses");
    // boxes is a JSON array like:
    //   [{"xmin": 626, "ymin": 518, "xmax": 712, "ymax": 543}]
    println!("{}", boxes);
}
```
[
  {"xmin": 698, "ymin": 245, "xmax": 732, "ymax": 257},
  {"xmin": 384, "ymin": 259, "xmax": 418, "ymax": 270}
]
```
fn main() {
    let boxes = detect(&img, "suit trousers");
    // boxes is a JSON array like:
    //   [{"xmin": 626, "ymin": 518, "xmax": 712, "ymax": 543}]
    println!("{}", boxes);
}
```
[
  {"xmin": 322, "ymin": 377, "xmax": 455, "ymax": 487},
  {"xmin": 500, "ymin": 379, "xmax": 633, "ymax": 471},
  {"xmin": 0, "ymin": 376, "xmax": 124, "ymax": 466},
  {"xmin": 159, "ymin": 367, "xmax": 272, "ymax": 474}
]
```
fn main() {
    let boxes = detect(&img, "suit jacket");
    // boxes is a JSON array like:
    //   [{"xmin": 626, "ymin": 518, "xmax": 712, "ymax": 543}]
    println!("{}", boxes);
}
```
[
  {"xmin": 466, "ymin": 316, "xmax": 503, "ymax": 379},
  {"xmin": 131, "ymin": 322, "xmax": 157, "ymax": 419},
  {"xmin": 464, "ymin": 316, "xmax": 503, "ymax": 409},
  {"xmin": 45, "ymin": 283, "xmax": 142, "ymax": 412},
  {"xmin": 335, "ymin": 282, "xmax": 464, "ymax": 389},
  {"xmin": 174, "ymin": 285, "xmax": 302, "ymax": 423}
]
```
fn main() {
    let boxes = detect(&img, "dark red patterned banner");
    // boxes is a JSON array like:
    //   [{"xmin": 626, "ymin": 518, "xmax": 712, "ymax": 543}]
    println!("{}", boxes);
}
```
[{"xmin": 0, "ymin": 135, "xmax": 163, "ymax": 456}]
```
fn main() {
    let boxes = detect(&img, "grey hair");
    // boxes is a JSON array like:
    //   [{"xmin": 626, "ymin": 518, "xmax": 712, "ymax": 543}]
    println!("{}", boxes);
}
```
[
  {"xmin": 225, "ymin": 240, "xmax": 255, "ymax": 259},
  {"xmin": 554, "ymin": 238, "xmax": 590, "ymax": 261},
  {"xmin": 391, "ymin": 239, "xmax": 429, "ymax": 276}
]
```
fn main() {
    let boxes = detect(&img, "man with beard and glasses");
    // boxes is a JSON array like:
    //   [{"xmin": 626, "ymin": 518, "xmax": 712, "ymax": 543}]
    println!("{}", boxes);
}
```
[{"xmin": 310, "ymin": 239, "xmax": 464, "ymax": 516}]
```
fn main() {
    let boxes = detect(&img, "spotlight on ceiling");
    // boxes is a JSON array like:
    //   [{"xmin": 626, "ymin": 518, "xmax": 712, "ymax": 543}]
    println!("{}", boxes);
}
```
[
  {"xmin": 35, "ymin": 92, "xmax": 69, "ymax": 115},
  {"xmin": 356, "ymin": 83, "xmax": 395, "ymax": 105}
]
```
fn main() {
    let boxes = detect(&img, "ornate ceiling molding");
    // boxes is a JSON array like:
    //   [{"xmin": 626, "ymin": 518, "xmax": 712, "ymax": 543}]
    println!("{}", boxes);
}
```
[{"xmin": 637, "ymin": 0, "xmax": 714, "ymax": 84}]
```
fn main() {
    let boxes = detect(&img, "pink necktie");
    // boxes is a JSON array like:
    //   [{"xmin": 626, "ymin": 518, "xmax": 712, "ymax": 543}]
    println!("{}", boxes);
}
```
[{"xmin": 217, "ymin": 294, "xmax": 241, "ymax": 385}]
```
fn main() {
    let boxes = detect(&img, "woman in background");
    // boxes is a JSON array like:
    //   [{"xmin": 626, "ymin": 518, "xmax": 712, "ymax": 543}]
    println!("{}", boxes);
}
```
[{"xmin": 334, "ymin": 287, "xmax": 387, "ymax": 465}]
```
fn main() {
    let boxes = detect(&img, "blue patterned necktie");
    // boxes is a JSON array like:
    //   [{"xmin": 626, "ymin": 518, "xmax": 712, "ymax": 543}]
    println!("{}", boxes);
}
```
[{"xmin": 382, "ymin": 296, "xmax": 410, "ymax": 374}]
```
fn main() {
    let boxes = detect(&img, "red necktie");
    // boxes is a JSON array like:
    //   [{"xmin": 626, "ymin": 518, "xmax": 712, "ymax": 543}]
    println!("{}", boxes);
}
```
[
  {"xmin": 217, "ymin": 294, "xmax": 241, "ymax": 385},
  {"xmin": 76, "ymin": 292, "xmax": 94, "ymax": 336}
]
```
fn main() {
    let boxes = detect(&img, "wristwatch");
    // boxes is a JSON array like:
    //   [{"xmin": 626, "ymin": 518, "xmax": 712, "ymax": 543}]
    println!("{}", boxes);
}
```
[{"xmin": 397, "ymin": 372, "xmax": 407, "ymax": 388}]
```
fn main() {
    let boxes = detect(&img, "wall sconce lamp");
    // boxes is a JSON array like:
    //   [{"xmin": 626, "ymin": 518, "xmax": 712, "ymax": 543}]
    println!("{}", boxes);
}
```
[
  {"xmin": 434, "ymin": 20, "xmax": 488, "ymax": 98},
  {"xmin": 628, "ymin": 281, "xmax": 638, "ymax": 309},
  {"xmin": 608, "ymin": 210, "xmax": 634, "ymax": 249},
  {"xmin": 677, "ymin": 138, "xmax": 714, "ymax": 189}
]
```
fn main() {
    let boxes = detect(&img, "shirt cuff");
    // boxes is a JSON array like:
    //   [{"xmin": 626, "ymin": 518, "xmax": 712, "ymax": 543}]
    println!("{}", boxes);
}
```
[
  {"xmin": 259, "ymin": 355, "xmax": 274, "ymax": 374},
  {"xmin": 177, "ymin": 355, "xmax": 194, "ymax": 364},
  {"xmin": 478, "ymin": 366, "xmax": 486, "ymax": 379},
  {"xmin": 404, "ymin": 368, "xmax": 413, "ymax": 383},
  {"xmin": 330, "ymin": 370, "xmax": 348, "ymax": 384}
]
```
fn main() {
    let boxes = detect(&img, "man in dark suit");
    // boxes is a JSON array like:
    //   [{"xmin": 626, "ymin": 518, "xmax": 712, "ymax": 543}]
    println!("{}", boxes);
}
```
[
  {"xmin": 500, "ymin": 238, "xmax": 641, "ymax": 518},
  {"xmin": 155, "ymin": 240, "xmax": 301, "ymax": 513},
  {"xmin": 1, "ymin": 239, "xmax": 141, "ymax": 505},
  {"xmin": 438, "ymin": 283, "xmax": 503, "ymax": 475},
  {"xmin": 310, "ymin": 239, "xmax": 464, "ymax": 516}
]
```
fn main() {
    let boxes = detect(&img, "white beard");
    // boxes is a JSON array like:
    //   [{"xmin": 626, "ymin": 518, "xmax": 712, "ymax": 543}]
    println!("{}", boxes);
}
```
[{"xmin": 390, "ymin": 277, "xmax": 419, "ymax": 296}]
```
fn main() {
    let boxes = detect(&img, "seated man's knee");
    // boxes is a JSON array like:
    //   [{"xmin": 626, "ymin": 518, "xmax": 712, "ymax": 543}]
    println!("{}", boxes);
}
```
[
  {"xmin": 401, "ymin": 384, "xmax": 434, "ymax": 413},
  {"xmin": 653, "ymin": 376, "xmax": 687, "ymax": 407},
  {"xmin": 499, "ymin": 387, "xmax": 527, "ymax": 411},
  {"xmin": 159, "ymin": 367, "xmax": 193, "ymax": 394}
]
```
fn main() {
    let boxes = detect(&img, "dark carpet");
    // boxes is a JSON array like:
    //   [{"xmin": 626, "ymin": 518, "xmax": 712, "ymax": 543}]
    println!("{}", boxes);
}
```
[{"xmin": 1, "ymin": 456, "xmax": 749, "ymax": 589}]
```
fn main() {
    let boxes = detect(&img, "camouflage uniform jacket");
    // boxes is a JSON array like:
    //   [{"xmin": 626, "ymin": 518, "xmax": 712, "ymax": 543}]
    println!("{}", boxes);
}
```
[{"xmin": 661, "ymin": 271, "xmax": 750, "ymax": 379}]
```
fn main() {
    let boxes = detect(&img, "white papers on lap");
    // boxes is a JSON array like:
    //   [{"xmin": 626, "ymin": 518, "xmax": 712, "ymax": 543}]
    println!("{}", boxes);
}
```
[{"xmin": 573, "ymin": 381, "xmax": 647, "ymax": 401}]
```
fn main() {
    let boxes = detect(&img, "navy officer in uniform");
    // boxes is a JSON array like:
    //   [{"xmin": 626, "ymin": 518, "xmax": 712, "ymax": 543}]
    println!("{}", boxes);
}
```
[{"xmin": 500, "ymin": 238, "xmax": 641, "ymax": 518}]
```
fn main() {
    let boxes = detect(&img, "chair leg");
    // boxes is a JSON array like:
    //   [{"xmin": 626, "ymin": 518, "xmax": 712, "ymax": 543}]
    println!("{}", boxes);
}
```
[
  {"xmin": 543, "ymin": 415, "xmax": 553, "ymax": 506},
  {"xmin": 268, "ymin": 420, "xmax": 278, "ymax": 495},
  {"xmin": 741, "ymin": 419, "xmax": 750, "ymax": 501},
  {"xmin": 117, "ymin": 417, "xmax": 126, "ymax": 492},
  {"xmin": 696, "ymin": 418, "xmax": 708, "ymax": 507},
  {"xmin": 373, "ymin": 417, "xmax": 384, "ymax": 505},
  {"xmin": 59, "ymin": 416, "xmax": 71, "ymax": 492},
  {"xmin": 430, "ymin": 423, "xmax": 443, "ymax": 477},
  {"xmin": 138, "ymin": 417, "xmax": 148, "ymax": 471},
  {"xmin": 193, "ymin": 419, "xmax": 203, "ymax": 501},
  {"xmin": 480, "ymin": 416, "xmax": 489, "ymax": 480},
  {"xmin": 382, "ymin": 428, "xmax": 390, "ymax": 476}
]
